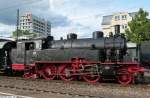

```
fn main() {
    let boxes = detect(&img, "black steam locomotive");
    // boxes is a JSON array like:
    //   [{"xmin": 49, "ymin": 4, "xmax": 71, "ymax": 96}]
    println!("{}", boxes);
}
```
[{"xmin": 0, "ymin": 31, "xmax": 149, "ymax": 85}]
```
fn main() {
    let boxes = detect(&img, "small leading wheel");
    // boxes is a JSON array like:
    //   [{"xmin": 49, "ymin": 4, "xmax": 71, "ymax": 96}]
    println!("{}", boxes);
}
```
[
  {"xmin": 59, "ymin": 65, "xmax": 74, "ymax": 81},
  {"xmin": 42, "ymin": 65, "xmax": 57, "ymax": 80},
  {"xmin": 23, "ymin": 72, "xmax": 37, "ymax": 79},
  {"xmin": 23, "ymin": 72, "xmax": 33, "ymax": 79},
  {"xmin": 117, "ymin": 71, "xmax": 133, "ymax": 85},
  {"xmin": 82, "ymin": 66, "xmax": 100, "ymax": 83}
]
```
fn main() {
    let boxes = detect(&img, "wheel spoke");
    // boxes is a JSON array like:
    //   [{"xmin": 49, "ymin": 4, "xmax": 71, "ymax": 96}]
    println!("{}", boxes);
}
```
[
  {"xmin": 42, "ymin": 65, "xmax": 57, "ymax": 80},
  {"xmin": 118, "ymin": 71, "xmax": 133, "ymax": 85},
  {"xmin": 59, "ymin": 65, "xmax": 74, "ymax": 81},
  {"xmin": 82, "ymin": 66, "xmax": 100, "ymax": 83}
]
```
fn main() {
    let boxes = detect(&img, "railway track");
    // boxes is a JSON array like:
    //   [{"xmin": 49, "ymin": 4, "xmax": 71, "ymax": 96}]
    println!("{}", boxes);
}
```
[
  {"xmin": 0, "ymin": 76, "xmax": 150, "ymax": 98},
  {"xmin": 0, "ymin": 84, "xmax": 103, "ymax": 98},
  {"xmin": 0, "ymin": 76, "xmax": 104, "ymax": 98},
  {"xmin": 1, "ymin": 76, "xmax": 149, "ymax": 88}
]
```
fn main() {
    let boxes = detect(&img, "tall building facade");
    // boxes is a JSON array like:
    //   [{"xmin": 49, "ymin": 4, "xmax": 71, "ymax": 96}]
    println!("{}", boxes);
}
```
[
  {"xmin": 19, "ymin": 13, "xmax": 51, "ymax": 37},
  {"xmin": 101, "ymin": 12, "xmax": 137, "ymax": 37}
]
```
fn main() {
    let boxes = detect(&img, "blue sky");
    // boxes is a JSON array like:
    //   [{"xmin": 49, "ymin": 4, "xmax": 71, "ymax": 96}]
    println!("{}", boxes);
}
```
[{"xmin": 0, "ymin": 0, "xmax": 150, "ymax": 39}]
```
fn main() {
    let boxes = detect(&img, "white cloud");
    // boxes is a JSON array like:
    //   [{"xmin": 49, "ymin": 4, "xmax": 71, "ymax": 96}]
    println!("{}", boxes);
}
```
[
  {"xmin": 0, "ymin": 0, "xmax": 145, "ymax": 39},
  {"xmin": 0, "ymin": 23, "xmax": 15, "ymax": 37},
  {"xmin": 46, "ymin": 0, "xmax": 101, "ymax": 39}
]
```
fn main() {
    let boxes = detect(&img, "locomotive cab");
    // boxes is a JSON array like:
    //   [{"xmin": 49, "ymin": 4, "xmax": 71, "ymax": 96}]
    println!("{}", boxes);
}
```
[
  {"xmin": 10, "ymin": 37, "xmax": 49, "ymax": 71},
  {"xmin": 0, "ymin": 40, "xmax": 16, "ymax": 74}
]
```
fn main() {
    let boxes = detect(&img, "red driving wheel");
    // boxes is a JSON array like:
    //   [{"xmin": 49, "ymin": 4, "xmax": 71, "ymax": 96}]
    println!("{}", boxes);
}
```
[
  {"xmin": 118, "ymin": 70, "xmax": 133, "ymax": 85},
  {"xmin": 59, "ymin": 65, "xmax": 74, "ymax": 81},
  {"xmin": 82, "ymin": 66, "xmax": 100, "ymax": 83},
  {"xmin": 42, "ymin": 65, "xmax": 57, "ymax": 80},
  {"xmin": 82, "ymin": 74, "xmax": 100, "ymax": 83}
]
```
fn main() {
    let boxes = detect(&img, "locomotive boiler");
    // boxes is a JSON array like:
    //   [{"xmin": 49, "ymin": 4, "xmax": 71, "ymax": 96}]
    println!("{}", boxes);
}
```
[{"xmin": 11, "ymin": 31, "xmax": 127, "ymax": 64}]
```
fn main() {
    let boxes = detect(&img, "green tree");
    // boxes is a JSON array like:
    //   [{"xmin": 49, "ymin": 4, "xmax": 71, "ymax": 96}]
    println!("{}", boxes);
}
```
[
  {"xmin": 125, "ymin": 8, "xmax": 150, "ymax": 44},
  {"xmin": 12, "ymin": 29, "xmax": 37, "ymax": 38},
  {"xmin": 12, "ymin": 29, "xmax": 24, "ymax": 37}
]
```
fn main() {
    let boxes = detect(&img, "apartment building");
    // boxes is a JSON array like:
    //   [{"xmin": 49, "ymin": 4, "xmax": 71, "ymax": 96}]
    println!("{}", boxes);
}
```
[
  {"xmin": 19, "ymin": 13, "xmax": 51, "ymax": 37},
  {"xmin": 101, "ymin": 12, "xmax": 137, "ymax": 37}
]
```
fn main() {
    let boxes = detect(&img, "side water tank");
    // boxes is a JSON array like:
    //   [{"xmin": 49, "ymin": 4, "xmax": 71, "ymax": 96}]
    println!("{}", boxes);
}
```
[
  {"xmin": 93, "ymin": 31, "xmax": 103, "ymax": 39},
  {"xmin": 67, "ymin": 33, "xmax": 77, "ymax": 40}
]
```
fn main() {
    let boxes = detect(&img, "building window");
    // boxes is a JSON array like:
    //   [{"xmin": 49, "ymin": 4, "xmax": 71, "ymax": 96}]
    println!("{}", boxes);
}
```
[
  {"xmin": 122, "ymin": 24, "xmax": 128, "ymax": 29},
  {"xmin": 124, "ymin": 24, "xmax": 127, "ymax": 28},
  {"xmin": 115, "ymin": 16, "xmax": 120, "ymax": 21},
  {"xmin": 122, "ymin": 25, "xmax": 124, "ymax": 29},
  {"xmin": 118, "ymin": 16, "xmax": 120, "ymax": 20},
  {"xmin": 122, "ymin": 15, "xmax": 127, "ymax": 20},
  {"xmin": 115, "ymin": 16, "xmax": 118, "ymax": 20}
]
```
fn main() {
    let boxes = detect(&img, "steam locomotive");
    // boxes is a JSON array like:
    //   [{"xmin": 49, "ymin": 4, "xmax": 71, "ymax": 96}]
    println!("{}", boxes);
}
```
[{"xmin": 0, "ymin": 31, "xmax": 149, "ymax": 85}]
